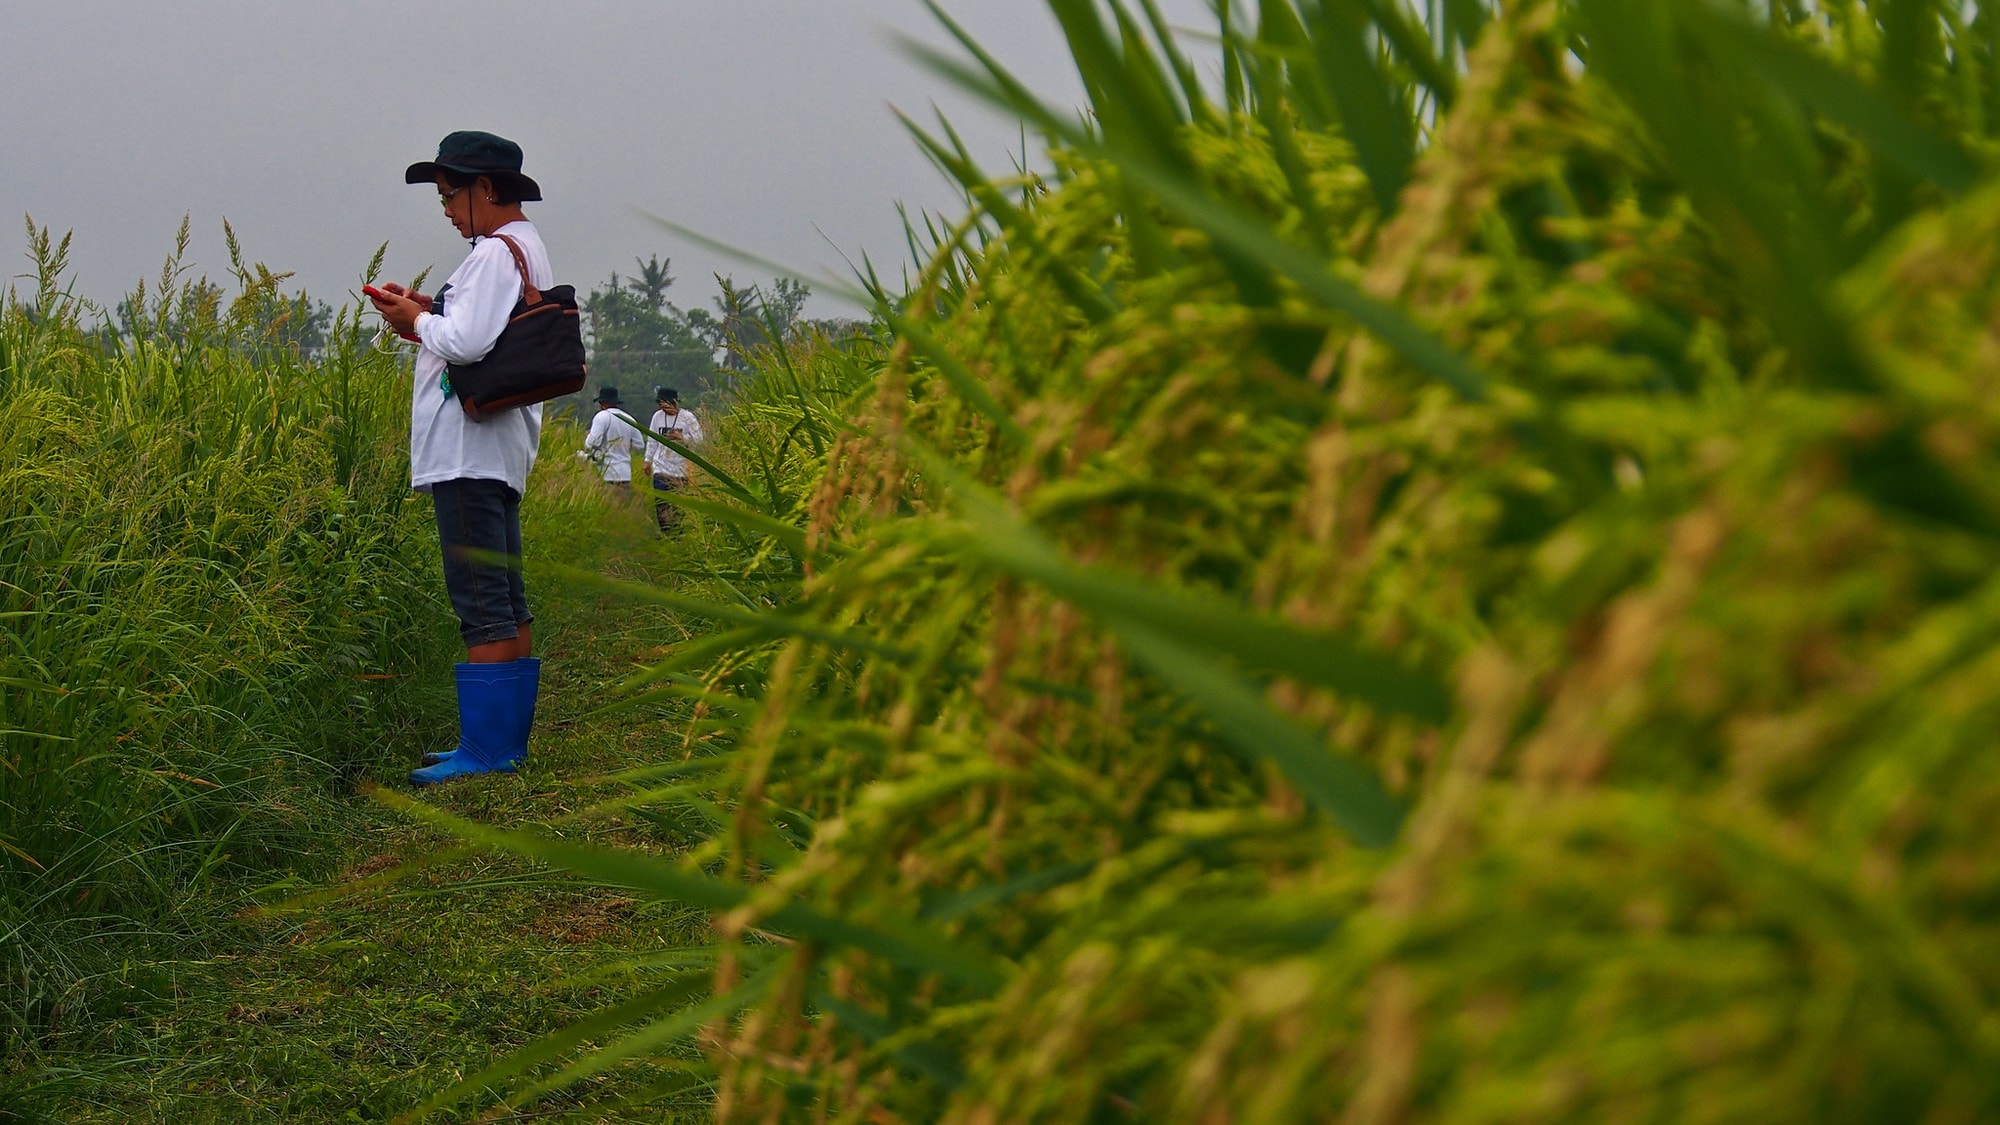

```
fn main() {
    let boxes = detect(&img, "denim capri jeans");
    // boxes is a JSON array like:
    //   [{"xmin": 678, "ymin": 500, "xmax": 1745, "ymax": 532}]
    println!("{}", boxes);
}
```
[{"xmin": 431, "ymin": 477, "xmax": 532, "ymax": 647}]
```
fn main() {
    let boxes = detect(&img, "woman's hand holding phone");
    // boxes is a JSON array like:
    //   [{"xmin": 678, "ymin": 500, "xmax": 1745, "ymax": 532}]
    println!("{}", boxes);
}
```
[
  {"xmin": 365, "ymin": 282, "xmax": 428, "ymax": 341},
  {"xmin": 373, "ymin": 282, "xmax": 434, "ymax": 311}
]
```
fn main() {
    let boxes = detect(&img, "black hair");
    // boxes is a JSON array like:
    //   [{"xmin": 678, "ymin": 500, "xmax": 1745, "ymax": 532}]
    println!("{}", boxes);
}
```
[{"xmin": 442, "ymin": 169, "xmax": 527, "ymax": 206}]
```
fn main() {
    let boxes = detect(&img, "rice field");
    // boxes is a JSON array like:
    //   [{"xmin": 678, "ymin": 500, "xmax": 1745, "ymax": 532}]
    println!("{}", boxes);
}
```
[
  {"xmin": 14, "ymin": 0, "xmax": 2000, "ymax": 1121},
  {"xmin": 0, "ymin": 228, "xmax": 460, "ymax": 1112}
]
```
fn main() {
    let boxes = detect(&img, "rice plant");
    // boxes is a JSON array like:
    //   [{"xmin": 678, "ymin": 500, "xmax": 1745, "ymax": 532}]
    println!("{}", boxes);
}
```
[
  {"xmin": 0, "ymin": 222, "xmax": 455, "ymax": 1092},
  {"xmin": 388, "ymin": 0, "xmax": 2000, "ymax": 1120}
]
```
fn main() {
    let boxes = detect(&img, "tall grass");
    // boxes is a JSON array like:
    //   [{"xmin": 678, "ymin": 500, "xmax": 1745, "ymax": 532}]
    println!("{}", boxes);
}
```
[
  {"xmin": 387, "ymin": 0, "xmax": 2000, "ymax": 1120},
  {"xmin": 0, "ymin": 222, "xmax": 454, "ymax": 1092}
]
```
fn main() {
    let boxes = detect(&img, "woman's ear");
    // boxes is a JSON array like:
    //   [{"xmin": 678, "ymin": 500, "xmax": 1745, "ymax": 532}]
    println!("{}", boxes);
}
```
[{"xmin": 477, "ymin": 175, "xmax": 497, "ymax": 203}]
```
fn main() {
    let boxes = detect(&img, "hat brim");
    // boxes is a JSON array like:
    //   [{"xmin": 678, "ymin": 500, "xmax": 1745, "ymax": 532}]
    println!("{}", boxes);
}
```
[{"xmin": 404, "ymin": 161, "xmax": 543, "ymax": 202}]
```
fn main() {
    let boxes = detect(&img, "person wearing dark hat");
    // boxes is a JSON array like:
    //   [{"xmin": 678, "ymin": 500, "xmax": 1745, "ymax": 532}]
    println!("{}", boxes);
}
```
[
  {"xmin": 643, "ymin": 386, "xmax": 704, "ymax": 534},
  {"xmin": 366, "ymin": 130, "xmax": 554, "ymax": 787},
  {"xmin": 582, "ymin": 385, "xmax": 645, "ymax": 487}
]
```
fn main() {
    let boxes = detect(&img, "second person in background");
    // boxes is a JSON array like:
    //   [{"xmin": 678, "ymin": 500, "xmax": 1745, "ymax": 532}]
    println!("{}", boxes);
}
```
[
  {"xmin": 644, "ymin": 386, "xmax": 704, "ymax": 534},
  {"xmin": 582, "ymin": 385, "xmax": 646, "ymax": 489}
]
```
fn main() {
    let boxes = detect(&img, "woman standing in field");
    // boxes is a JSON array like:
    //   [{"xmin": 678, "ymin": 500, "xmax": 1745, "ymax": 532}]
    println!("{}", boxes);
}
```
[{"xmin": 367, "ymin": 130, "xmax": 551, "ymax": 787}]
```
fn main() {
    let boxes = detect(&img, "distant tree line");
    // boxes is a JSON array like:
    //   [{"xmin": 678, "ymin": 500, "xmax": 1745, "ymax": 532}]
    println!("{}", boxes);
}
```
[{"xmin": 562, "ymin": 254, "xmax": 865, "ymax": 419}]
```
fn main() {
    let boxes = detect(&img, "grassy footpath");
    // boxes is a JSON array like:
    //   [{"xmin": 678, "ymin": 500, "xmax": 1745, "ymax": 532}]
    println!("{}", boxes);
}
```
[{"xmin": 39, "ymin": 444, "xmax": 718, "ymax": 1124}]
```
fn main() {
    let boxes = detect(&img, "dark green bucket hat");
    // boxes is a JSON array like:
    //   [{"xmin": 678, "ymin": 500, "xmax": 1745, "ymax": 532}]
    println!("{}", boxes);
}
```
[{"xmin": 405, "ymin": 131, "xmax": 543, "ymax": 201}]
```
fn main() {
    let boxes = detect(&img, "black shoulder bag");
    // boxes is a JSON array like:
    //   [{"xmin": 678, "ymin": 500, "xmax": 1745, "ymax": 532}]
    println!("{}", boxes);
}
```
[{"xmin": 446, "ymin": 233, "xmax": 588, "ymax": 421}]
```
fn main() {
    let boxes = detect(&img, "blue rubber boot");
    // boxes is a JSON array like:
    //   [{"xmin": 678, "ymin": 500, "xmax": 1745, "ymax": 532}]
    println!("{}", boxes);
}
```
[
  {"xmin": 514, "ymin": 657, "xmax": 541, "ymax": 754},
  {"xmin": 410, "ymin": 662, "xmax": 525, "ymax": 786},
  {"xmin": 420, "ymin": 657, "xmax": 540, "ymax": 766},
  {"xmin": 416, "ymin": 660, "xmax": 502, "ymax": 768}
]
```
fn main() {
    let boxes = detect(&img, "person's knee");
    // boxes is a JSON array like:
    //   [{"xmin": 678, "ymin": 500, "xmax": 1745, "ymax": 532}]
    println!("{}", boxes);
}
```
[{"xmin": 461, "ymin": 618, "xmax": 520, "ymax": 649}]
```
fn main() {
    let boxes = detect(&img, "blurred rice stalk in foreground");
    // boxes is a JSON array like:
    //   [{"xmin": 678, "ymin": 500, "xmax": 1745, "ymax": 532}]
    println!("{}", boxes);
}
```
[{"xmin": 402, "ymin": 1, "xmax": 2000, "ymax": 1121}]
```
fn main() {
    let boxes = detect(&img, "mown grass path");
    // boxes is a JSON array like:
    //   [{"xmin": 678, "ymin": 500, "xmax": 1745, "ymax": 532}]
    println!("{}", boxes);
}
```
[{"xmin": 51, "ymin": 470, "xmax": 713, "ymax": 1123}]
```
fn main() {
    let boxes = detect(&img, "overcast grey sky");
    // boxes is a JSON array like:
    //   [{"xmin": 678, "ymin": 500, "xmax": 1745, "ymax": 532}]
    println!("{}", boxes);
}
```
[{"xmin": 1, "ymin": 1, "xmax": 1215, "ymax": 321}]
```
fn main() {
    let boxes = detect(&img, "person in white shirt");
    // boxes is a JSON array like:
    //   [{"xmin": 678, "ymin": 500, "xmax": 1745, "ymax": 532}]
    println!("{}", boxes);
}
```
[
  {"xmin": 643, "ymin": 385, "xmax": 704, "ymax": 533},
  {"xmin": 582, "ymin": 385, "xmax": 646, "ymax": 487},
  {"xmin": 367, "ymin": 130, "xmax": 550, "ymax": 788}
]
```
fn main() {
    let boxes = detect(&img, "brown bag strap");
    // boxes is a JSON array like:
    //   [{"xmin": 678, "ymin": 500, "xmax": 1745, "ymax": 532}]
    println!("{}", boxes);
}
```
[{"xmin": 489, "ymin": 233, "xmax": 543, "ymax": 304}]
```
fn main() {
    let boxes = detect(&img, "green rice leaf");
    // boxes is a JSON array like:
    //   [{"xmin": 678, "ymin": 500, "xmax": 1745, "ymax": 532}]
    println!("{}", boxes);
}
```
[
  {"xmin": 373, "ymin": 789, "xmax": 1012, "ymax": 992},
  {"xmin": 1441, "ymin": 0, "xmax": 1489, "ymax": 57},
  {"xmin": 880, "ymin": 306, "xmax": 1033, "ymax": 445},
  {"xmin": 1044, "ymin": 0, "xmax": 1191, "ymax": 167},
  {"xmin": 1686, "ymin": 0, "xmax": 1981, "ymax": 194},
  {"xmin": 900, "ymin": 111, "xmax": 1119, "ymax": 326},
  {"xmin": 1135, "ymin": 0, "xmax": 1216, "ymax": 124},
  {"xmin": 651, "ymin": 490, "xmax": 814, "ymax": 559},
  {"xmin": 919, "ymin": 860, "xmax": 1098, "ymax": 923},
  {"xmin": 1359, "ymin": 0, "xmax": 1460, "ymax": 106},
  {"xmin": 893, "ymin": 442, "xmax": 1424, "ymax": 845},
  {"xmin": 812, "ymin": 990, "xmax": 969, "ymax": 1089},
  {"xmin": 904, "ymin": 39, "xmax": 1490, "ymax": 400},
  {"xmin": 614, "ymin": 626, "xmax": 775, "ymax": 694},
  {"xmin": 1575, "ymin": 0, "xmax": 1868, "ymax": 392},
  {"xmin": 494, "ymin": 963, "xmax": 782, "ymax": 1114},
  {"xmin": 1111, "ymin": 619, "xmax": 1405, "ymax": 847},
  {"xmin": 537, "ymin": 560, "xmax": 921, "ymax": 664},
  {"xmin": 1292, "ymin": 0, "xmax": 1417, "ymax": 213},
  {"xmin": 640, "ymin": 425, "xmax": 764, "ymax": 511},
  {"xmin": 954, "ymin": 509, "xmax": 1453, "ymax": 725},
  {"xmin": 399, "ymin": 976, "xmax": 714, "ymax": 1120}
]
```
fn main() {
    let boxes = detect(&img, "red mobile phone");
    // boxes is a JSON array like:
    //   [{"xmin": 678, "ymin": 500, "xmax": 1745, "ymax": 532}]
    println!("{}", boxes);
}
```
[{"xmin": 362, "ymin": 284, "xmax": 387, "ymax": 300}]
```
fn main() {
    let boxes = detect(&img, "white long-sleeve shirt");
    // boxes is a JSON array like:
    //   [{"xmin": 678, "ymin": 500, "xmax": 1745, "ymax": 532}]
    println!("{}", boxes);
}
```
[
  {"xmin": 584, "ymin": 408, "xmax": 646, "ymax": 482},
  {"xmin": 408, "ymin": 220, "xmax": 549, "ymax": 495},
  {"xmin": 644, "ymin": 408, "xmax": 703, "ymax": 479}
]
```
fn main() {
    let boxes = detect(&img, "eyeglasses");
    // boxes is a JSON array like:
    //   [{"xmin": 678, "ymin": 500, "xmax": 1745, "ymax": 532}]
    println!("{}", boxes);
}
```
[{"xmin": 439, "ymin": 186, "xmax": 467, "ymax": 208}]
